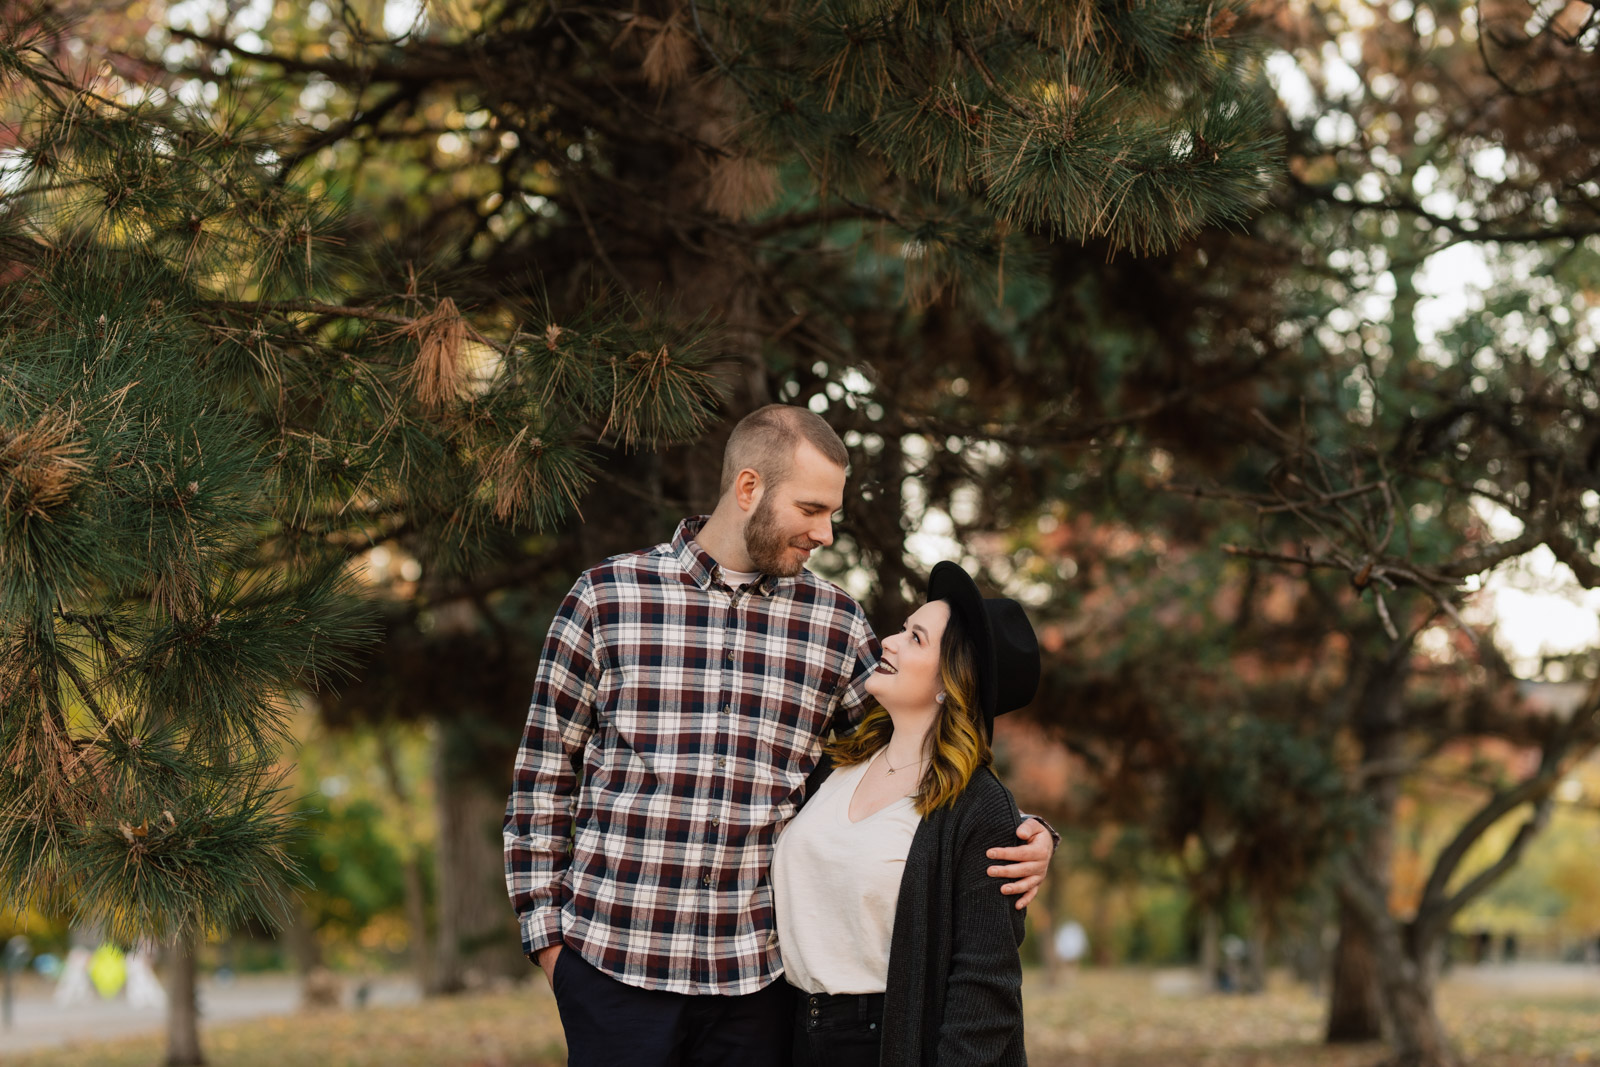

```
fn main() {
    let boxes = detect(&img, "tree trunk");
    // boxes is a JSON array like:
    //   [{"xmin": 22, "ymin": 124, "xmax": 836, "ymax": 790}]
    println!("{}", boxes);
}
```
[
  {"xmin": 282, "ymin": 897, "xmax": 321, "ymax": 977},
  {"xmin": 400, "ymin": 853, "xmax": 433, "ymax": 991},
  {"xmin": 1371, "ymin": 924, "xmax": 1460, "ymax": 1067},
  {"xmin": 164, "ymin": 929, "xmax": 203, "ymax": 1066},
  {"xmin": 1327, "ymin": 649, "xmax": 1409, "ymax": 1043},
  {"xmin": 432, "ymin": 739, "xmax": 525, "ymax": 993},
  {"xmin": 1326, "ymin": 896, "xmax": 1386, "ymax": 1042},
  {"xmin": 1088, "ymin": 878, "xmax": 1115, "ymax": 967},
  {"xmin": 1036, "ymin": 849, "xmax": 1065, "ymax": 987},
  {"xmin": 1198, "ymin": 907, "xmax": 1221, "ymax": 991},
  {"xmin": 376, "ymin": 726, "xmax": 434, "ymax": 994},
  {"xmin": 1384, "ymin": 975, "xmax": 1460, "ymax": 1067},
  {"xmin": 1243, "ymin": 900, "xmax": 1268, "ymax": 994}
]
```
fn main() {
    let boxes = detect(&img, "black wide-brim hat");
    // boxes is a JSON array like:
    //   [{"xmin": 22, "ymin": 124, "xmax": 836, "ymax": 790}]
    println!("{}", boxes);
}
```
[{"xmin": 927, "ymin": 561, "xmax": 1041, "ymax": 736}]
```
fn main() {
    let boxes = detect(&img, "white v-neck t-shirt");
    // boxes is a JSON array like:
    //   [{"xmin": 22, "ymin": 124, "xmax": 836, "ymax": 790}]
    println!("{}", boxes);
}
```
[{"xmin": 772, "ymin": 753, "xmax": 922, "ymax": 994}]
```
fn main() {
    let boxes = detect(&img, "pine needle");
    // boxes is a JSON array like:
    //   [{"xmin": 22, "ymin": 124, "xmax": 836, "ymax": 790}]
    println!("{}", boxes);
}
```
[
  {"xmin": 406, "ymin": 297, "xmax": 467, "ymax": 411},
  {"xmin": 704, "ymin": 153, "xmax": 779, "ymax": 219},
  {"xmin": 0, "ymin": 412, "xmax": 89, "ymax": 521},
  {"xmin": 642, "ymin": 14, "xmax": 697, "ymax": 90}
]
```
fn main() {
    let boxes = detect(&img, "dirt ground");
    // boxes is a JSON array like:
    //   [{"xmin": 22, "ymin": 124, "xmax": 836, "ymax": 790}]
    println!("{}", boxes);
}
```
[
  {"xmin": 11, "ymin": 966, "xmax": 1599, "ymax": 1066},
  {"xmin": 1024, "ymin": 968, "xmax": 1598, "ymax": 1067}
]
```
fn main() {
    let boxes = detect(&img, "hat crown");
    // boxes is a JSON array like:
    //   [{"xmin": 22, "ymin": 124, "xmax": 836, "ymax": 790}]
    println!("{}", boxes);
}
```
[
  {"xmin": 987, "ymin": 597, "xmax": 1041, "ymax": 715},
  {"xmin": 926, "ymin": 561, "xmax": 1042, "ymax": 733}
]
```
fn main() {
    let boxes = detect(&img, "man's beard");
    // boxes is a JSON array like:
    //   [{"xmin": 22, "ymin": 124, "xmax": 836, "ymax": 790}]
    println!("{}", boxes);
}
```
[{"xmin": 745, "ymin": 495, "xmax": 814, "ymax": 577}]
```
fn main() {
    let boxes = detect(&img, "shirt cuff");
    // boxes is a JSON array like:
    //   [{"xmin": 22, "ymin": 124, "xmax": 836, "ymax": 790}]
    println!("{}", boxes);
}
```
[
  {"xmin": 520, "ymin": 909, "xmax": 565, "ymax": 962},
  {"xmin": 1019, "ymin": 812, "xmax": 1061, "ymax": 850}
]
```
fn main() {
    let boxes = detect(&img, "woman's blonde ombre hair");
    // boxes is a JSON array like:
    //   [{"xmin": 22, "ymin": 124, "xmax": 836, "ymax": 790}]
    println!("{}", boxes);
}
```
[{"xmin": 826, "ymin": 604, "xmax": 992, "ymax": 815}]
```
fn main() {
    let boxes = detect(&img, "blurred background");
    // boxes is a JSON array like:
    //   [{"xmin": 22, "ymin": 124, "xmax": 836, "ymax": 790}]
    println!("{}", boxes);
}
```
[{"xmin": 0, "ymin": 0, "xmax": 1597, "ymax": 1065}]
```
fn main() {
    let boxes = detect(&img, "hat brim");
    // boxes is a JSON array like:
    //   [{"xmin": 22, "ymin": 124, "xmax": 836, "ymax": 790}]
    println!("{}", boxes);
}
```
[{"xmin": 927, "ymin": 561, "xmax": 998, "ymax": 729}]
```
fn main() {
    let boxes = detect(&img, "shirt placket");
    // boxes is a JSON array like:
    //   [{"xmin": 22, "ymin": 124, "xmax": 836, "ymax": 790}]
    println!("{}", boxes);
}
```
[{"xmin": 698, "ymin": 578, "xmax": 746, "ymax": 987}]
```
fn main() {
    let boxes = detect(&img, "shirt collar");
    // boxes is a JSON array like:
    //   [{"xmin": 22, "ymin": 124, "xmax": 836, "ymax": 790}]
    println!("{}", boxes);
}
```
[{"xmin": 671, "ymin": 516, "xmax": 782, "ymax": 597}]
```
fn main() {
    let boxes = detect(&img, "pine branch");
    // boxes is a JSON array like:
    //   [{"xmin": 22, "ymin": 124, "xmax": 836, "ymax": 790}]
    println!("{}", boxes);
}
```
[
  {"xmin": 274, "ymin": 84, "xmax": 419, "ymax": 184},
  {"xmin": 51, "ymin": 640, "xmax": 110, "ymax": 729}
]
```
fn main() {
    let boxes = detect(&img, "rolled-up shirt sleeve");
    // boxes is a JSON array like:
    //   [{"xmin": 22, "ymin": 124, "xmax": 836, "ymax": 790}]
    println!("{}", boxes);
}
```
[
  {"xmin": 832, "ymin": 608, "xmax": 880, "ymax": 734},
  {"xmin": 503, "ymin": 575, "xmax": 600, "ymax": 959}
]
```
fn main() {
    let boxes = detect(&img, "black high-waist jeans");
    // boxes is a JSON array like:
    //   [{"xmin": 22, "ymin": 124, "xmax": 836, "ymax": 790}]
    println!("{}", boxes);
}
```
[{"xmin": 789, "ymin": 985, "xmax": 884, "ymax": 1067}]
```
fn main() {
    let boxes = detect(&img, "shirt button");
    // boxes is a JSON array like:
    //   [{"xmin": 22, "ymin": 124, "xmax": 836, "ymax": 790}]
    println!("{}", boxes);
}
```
[
  {"xmin": 716, "ymin": 757, "xmax": 726, "ymax": 768},
  {"xmin": 710, "ymin": 817, "xmax": 719, "ymax": 827},
  {"xmin": 722, "ymin": 704, "xmax": 731, "ymax": 715},
  {"xmin": 701, "ymin": 874, "xmax": 711, "ymax": 887},
  {"xmin": 725, "ymin": 650, "xmax": 734, "ymax": 662}
]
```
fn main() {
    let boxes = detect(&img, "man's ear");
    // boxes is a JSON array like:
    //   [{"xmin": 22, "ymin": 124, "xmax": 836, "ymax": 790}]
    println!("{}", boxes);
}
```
[{"xmin": 735, "ymin": 468, "xmax": 763, "ymax": 511}]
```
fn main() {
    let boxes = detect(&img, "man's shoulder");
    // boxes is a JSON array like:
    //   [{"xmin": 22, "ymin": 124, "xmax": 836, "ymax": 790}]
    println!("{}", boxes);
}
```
[
  {"xmin": 580, "ymin": 542, "xmax": 680, "ymax": 586},
  {"xmin": 787, "ymin": 569, "xmax": 867, "ymax": 620}
]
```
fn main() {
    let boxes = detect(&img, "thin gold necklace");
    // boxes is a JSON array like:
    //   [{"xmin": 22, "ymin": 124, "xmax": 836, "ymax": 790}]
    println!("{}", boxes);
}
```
[{"xmin": 881, "ymin": 749, "xmax": 927, "ymax": 776}]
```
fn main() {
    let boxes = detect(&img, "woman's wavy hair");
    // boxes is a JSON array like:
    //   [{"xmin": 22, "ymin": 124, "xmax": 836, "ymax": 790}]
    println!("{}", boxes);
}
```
[{"xmin": 826, "ymin": 601, "xmax": 992, "ymax": 815}]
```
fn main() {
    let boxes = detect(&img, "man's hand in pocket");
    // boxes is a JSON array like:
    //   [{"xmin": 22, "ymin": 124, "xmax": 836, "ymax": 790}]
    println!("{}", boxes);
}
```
[{"xmin": 537, "ymin": 944, "xmax": 562, "ymax": 989}]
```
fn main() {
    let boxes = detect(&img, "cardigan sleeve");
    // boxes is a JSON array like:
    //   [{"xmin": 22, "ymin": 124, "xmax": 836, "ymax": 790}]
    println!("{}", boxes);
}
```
[{"xmin": 936, "ymin": 777, "xmax": 1028, "ymax": 1065}]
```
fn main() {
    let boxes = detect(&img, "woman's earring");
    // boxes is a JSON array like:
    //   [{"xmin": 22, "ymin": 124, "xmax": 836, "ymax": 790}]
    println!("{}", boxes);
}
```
[{"xmin": 936, "ymin": 692, "xmax": 946, "ymax": 704}]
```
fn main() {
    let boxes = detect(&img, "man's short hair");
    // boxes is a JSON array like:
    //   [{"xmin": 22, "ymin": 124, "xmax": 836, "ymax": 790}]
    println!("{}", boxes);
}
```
[{"xmin": 719, "ymin": 405, "xmax": 849, "ymax": 496}]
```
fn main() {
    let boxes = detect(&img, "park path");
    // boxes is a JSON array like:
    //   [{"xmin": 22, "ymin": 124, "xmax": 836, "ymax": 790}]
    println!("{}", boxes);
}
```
[
  {"xmin": 0, "ymin": 973, "xmax": 421, "ymax": 1055},
  {"xmin": 1444, "ymin": 960, "xmax": 1600, "ymax": 995}
]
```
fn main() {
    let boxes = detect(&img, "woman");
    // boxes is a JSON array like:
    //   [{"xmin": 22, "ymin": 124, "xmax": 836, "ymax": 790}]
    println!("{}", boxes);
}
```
[{"xmin": 773, "ymin": 561, "xmax": 1040, "ymax": 1066}]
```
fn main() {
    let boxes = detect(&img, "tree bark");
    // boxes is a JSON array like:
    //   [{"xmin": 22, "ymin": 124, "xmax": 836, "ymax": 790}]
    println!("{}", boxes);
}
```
[
  {"xmin": 1036, "ymin": 849, "xmax": 1065, "ymax": 987},
  {"xmin": 1242, "ymin": 899, "xmax": 1268, "ymax": 994},
  {"xmin": 1326, "ymin": 896, "xmax": 1386, "ymax": 1042},
  {"xmin": 1371, "ymin": 923, "xmax": 1460, "ymax": 1067},
  {"xmin": 164, "ymin": 929, "xmax": 203, "ymax": 1066},
  {"xmin": 376, "ymin": 726, "xmax": 435, "ymax": 994},
  {"xmin": 432, "ymin": 738, "xmax": 525, "ymax": 993},
  {"xmin": 282, "ymin": 897, "xmax": 322, "ymax": 978},
  {"xmin": 1198, "ymin": 907, "xmax": 1221, "ymax": 990},
  {"xmin": 1089, "ymin": 878, "xmax": 1115, "ymax": 967},
  {"xmin": 1327, "ymin": 646, "xmax": 1408, "ymax": 1043}
]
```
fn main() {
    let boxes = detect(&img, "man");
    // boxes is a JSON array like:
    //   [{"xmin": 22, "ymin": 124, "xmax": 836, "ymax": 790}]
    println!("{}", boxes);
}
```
[{"xmin": 504, "ymin": 404, "xmax": 1054, "ymax": 1065}]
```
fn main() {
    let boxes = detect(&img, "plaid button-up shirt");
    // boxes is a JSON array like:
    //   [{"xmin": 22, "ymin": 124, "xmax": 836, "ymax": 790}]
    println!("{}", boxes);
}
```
[{"xmin": 503, "ymin": 516, "xmax": 878, "ymax": 995}]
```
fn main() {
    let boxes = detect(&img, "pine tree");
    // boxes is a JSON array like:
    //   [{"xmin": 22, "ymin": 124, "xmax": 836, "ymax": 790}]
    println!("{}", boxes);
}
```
[{"xmin": 1, "ymin": 3, "xmax": 723, "ymax": 1054}]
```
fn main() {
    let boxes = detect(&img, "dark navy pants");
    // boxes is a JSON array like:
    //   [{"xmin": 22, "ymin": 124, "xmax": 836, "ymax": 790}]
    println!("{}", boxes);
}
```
[{"xmin": 549, "ymin": 948, "xmax": 794, "ymax": 1067}]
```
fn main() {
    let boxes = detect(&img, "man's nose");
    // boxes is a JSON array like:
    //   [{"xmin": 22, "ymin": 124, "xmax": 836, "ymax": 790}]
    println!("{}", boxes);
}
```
[{"xmin": 811, "ymin": 518, "xmax": 835, "ymax": 547}]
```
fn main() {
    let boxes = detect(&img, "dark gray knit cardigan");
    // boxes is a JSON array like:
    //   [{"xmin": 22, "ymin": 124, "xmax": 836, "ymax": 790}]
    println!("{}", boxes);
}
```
[{"xmin": 802, "ymin": 758, "xmax": 1028, "ymax": 1066}]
